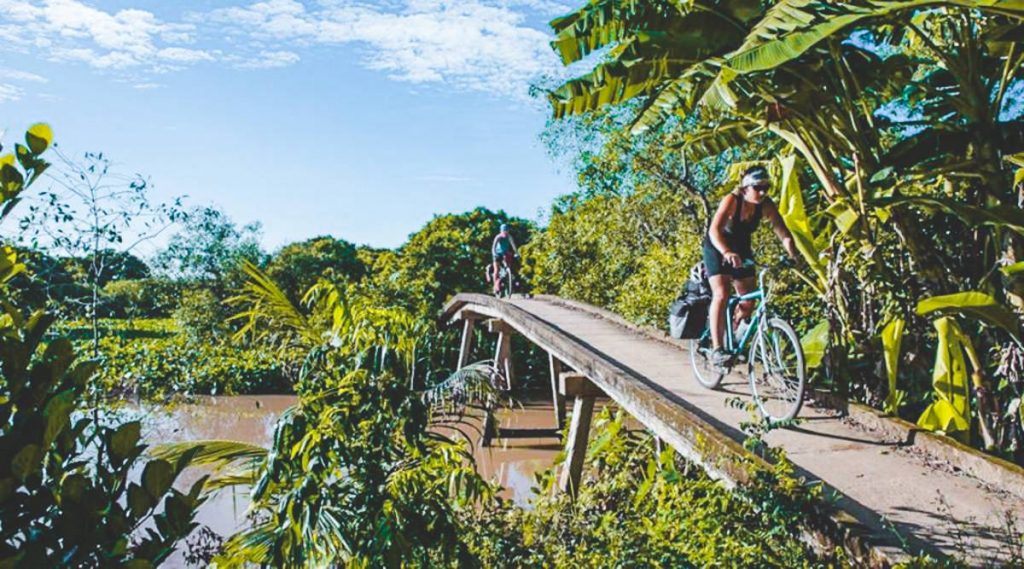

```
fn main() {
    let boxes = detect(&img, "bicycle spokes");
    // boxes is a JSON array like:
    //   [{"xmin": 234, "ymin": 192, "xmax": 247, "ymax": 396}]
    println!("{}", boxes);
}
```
[{"xmin": 749, "ymin": 320, "xmax": 805, "ymax": 422}]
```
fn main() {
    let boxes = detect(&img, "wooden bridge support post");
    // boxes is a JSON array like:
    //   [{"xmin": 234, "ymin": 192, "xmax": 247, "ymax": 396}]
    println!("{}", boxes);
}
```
[
  {"xmin": 487, "ymin": 319, "xmax": 515, "ymax": 391},
  {"xmin": 457, "ymin": 317, "xmax": 476, "ymax": 370},
  {"xmin": 549, "ymin": 354, "xmax": 567, "ymax": 431},
  {"xmin": 558, "ymin": 373, "xmax": 603, "ymax": 498}
]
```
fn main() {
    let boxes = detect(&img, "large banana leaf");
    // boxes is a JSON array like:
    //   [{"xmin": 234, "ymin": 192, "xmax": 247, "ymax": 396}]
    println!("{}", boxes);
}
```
[
  {"xmin": 916, "ymin": 290, "xmax": 1023, "ymax": 344},
  {"xmin": 917, "ymin": 317, "xmax": 972, "ymax": 440},
  {"xmin": 672, "ymin": 117, "xmax": 755, "ymax": 155},
  {"xmin": 881, "ymin": 318, "xmax": 906, "ymax": 414},
  {"xmin": 630, "ymin": 60, "xmax": 722, "ymax": 132},
  {"xmin": 801, "ymin": 319, "xmax": 829, "ymax": 370},
  {"xmin": 881, "ymin": 121, "xmax": 1024, "ymax": 170},
  {"xmin": 549, "ymin": 0, "xmax": 764, "ymax": 119},
  {"xmin": 726, "ymin": 0, "xmax": 1024, "ymax": 75},
  {"xmin": 875, "ymin": 194, "xmax": 1024, "ymax": 237},
  {"xmin": 550, "ymin": 56, "xmax": 697, "ymax": 118},
  {"xmin": 777, "ymin": 154, "xmax": 827, "ymax": 291},
  {"xmin": 550, "ymin": 0, "xmax": 677, "ymax": 64}
]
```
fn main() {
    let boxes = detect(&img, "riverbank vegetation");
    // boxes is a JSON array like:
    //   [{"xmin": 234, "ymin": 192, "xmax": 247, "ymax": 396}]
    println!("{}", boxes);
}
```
[{"xmin": 6, "ymin": 0, "xmax": 1024, "ymax": 564}]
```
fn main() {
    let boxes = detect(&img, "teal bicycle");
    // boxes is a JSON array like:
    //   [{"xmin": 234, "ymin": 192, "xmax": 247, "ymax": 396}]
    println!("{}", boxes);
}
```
[{"xmin": 688, "ymin": 262, "xmax": 806, "ymax": 422}]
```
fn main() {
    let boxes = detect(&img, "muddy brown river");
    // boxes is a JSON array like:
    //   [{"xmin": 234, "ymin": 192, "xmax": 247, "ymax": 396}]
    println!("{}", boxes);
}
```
[{"xmin": 130, "ymin": 395, "xmax": 569, "ymax": 566}]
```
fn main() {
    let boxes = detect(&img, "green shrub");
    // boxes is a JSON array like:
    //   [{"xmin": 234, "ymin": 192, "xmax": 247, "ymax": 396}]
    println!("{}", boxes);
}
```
[
  {"xmin": 60, "ymin": 319, "xmax": 289, "ymax": 398},
  {"xmin": 173, "ymin": 288, "xmax": 227, "ymax": 342},
  {"xmin": 613, "ymin": 238, "xmax": 701, "ymax": 327},
  {"xmin": 1, "ymin": 123, "xmax": 204, "ymax": 566},
  {"xmin": 462, "ymin": 409, "xmax": 829, "ymax": 567},
  {"xmin": 102, "ymin": 278, "xmax": 181, "ymax": 318}
]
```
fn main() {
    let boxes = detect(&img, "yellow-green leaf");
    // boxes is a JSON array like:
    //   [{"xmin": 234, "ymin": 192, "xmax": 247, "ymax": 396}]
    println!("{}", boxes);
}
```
[
  {"xmin": 801, "ymin": 319, "xmax": 829, "ymax": 370},
  {"xmin": 881, "ymin": 318, "xmax": 905, "ymax": 414},
  {"xmin": 917, "ymin": 317, "xmax": 971, "ymax": 441},
  {"xmin": 25, "ymin": 123, "xmax": 53, "ymax": 155},
  {"xmin": 916, "ymin": 291, "xmax": 1022, "ymax": 344},
  {"xmin": 777, "ymin": 154, "xmax": 826, "ymax": 291},
  {"xmin": 1001, "ymin": 261, "xmax": 1024, "ymax": 276}
]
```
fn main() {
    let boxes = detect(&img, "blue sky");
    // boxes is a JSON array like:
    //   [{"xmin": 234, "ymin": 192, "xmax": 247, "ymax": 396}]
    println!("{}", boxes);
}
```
[{"xmin": 0, "ymin": 0, "xmax": 578, "ymax": 251}]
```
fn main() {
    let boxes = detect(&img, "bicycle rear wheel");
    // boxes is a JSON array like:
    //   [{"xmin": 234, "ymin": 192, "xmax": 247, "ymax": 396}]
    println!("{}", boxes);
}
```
[
  {"xmin": 689, "ymin": 330, "xmax": 725, "ymax": 389},
  {"xmin": 748, "ymin": 318, "xmax": 805, "ymax": 422}
]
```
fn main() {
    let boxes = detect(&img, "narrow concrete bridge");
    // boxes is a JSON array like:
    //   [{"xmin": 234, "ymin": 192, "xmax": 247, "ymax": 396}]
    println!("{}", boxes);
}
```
[{"xmin": 441, "ymin": 293, "xmax": 1024, "ymax": 567}]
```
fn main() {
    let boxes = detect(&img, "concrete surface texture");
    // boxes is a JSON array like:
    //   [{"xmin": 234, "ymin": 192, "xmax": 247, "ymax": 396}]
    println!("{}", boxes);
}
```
[{"xmin": 505, "ymin": 297, "xmax": 1023, "ymax": 565}]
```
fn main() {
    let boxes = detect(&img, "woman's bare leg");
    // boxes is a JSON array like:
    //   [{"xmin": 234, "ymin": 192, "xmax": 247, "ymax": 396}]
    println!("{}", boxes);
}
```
[
  {"xmin": 732, "ymin": 276, "xmax": 757, "ymax": 326},
  {"xmin": 709, "ymin": 274, "xmax": 732, "ymax": 350}
]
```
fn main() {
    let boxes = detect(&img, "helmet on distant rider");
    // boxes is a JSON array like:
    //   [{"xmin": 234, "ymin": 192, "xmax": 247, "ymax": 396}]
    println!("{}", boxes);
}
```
[{"xmin": 499, "ymin": 223, "xmax": 509, "ymax": 233}]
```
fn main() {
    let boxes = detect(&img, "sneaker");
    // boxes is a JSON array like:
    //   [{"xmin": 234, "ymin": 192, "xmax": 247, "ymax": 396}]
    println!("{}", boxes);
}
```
[{"xmin": 711, "ymin": 348, "xmax": 732, "ymax": 371}]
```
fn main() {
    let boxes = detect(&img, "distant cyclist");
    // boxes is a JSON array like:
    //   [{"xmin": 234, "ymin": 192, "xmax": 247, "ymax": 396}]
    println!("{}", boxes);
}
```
[
  {"xmin": 491, "ymin": 223, "xmax": 518, "ymax": 294},
  {"xmin": 703, "ymin": 166, "xmax": 798, "ymax": 368}
]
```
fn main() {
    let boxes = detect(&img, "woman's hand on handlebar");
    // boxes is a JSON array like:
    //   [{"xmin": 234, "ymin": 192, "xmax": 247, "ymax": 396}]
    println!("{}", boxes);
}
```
[{"xmin": 777, "ymin": 254, "xmax": 798, "ymax": 269}]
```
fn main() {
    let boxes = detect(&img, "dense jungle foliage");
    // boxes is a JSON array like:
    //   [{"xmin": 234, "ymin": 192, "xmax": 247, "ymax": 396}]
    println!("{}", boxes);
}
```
[
  {"xmin": 538, "ymin": 0, "xmax": 1024, "ymax": 463},
  {"xmin": 1, "ymin": 123, "xmax": 838, "ymax": 566},
  {"xmin": 8, "ymin": 0, "xmax": 1024, "ymax": 564}
]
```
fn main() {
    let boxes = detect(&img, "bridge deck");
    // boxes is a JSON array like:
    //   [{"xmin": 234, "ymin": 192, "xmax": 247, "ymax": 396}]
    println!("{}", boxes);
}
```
[{"xmin": 444, "ymin": 294, "xmax": 1024, "ymax": 565}]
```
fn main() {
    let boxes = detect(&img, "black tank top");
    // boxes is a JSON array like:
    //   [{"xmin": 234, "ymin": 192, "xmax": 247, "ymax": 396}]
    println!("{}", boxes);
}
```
[
  {"xmin": 705, "ymin": 193, "xmax": 762, "ymax": 254},
  {"xmin": 724, "ymin": 193, "xmax": 762, "ymax": 241}
]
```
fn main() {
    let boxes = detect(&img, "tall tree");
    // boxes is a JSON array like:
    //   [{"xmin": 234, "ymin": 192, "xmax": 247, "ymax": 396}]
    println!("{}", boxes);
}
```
[
  {"xmin": 266, "ymin": 236, "xmax": 366, "ymax": 304},
  {"xmin": 16, "ymin": 150, "xmax": 182, "ymax": 354},
  {"xmin": 155, "ymin": 205, "xmax": 266, "ymax": 294}
]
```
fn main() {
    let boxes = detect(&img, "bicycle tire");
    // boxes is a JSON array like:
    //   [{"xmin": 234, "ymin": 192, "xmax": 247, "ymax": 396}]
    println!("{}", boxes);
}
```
[
  {"xmin": 689, "ymin": 333, "xmax": 725, "ymax": 389},
  {"xmin": 748, "ymin": 317, "xmax": 805, "ymax": 422},
  {"xmin": 505, "ymin": 267, "xmax": 514, "ymax": 298}
]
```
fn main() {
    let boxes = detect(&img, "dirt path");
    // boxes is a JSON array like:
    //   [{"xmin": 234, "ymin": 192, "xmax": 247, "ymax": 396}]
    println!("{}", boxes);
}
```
[{"xmin": 507, "ymin": 297, "xmax": 1023, "ymax": 565}]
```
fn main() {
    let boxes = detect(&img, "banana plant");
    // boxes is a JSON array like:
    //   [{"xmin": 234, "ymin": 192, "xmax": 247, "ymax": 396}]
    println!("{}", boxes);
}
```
[{"xmin": 915, "ymin": 292, "xmax": 1014, "ymax": 447}]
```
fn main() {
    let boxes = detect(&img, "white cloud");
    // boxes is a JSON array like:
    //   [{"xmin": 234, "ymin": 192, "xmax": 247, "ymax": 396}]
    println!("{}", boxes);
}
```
[
  {"xmin": 207, "ymin": 0, "xmax": 561, "ymax": 97},
  {"xmin": 0, "ymin": 0, "xmax": 207, "ymax": 70},
  {"xmin": 1, "ymin": 67, "xmax": 47, "ymax": 82},
  {"xmin": 0, "ymin": 83, "xmax": 23, "ymax": 102},
  {"xmin": 133, "ymin": 82, "xmax": 161, "ymax": 90},
  {"xmin": 236, "ymin": 50, "xmax": 300, "ymax": 68},
  {"xmin": 157, "ymin": 47, "xmax": 214, "ymax": 63},
  {"xmin": 0, "ymin": 0, "xmax": 564, "ymax": 99}
]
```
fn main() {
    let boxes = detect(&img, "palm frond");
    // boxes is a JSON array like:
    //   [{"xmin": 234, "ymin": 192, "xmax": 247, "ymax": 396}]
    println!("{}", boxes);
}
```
[
  {"xmin": 226, "ymin": 261, "xmax": 313, "ymax": 346},
  {"xmin": 149, "ymin": 439, "xmax": 268, "ymax": 466}
]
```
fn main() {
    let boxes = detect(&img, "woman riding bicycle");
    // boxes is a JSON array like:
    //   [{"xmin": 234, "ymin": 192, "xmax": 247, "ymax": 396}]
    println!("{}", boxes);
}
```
[
  {"xmin": 704, "ymin": 166, "xmax": 798, "ymax": 369},
  {"xmin": 491, "ymin": 223, "xmax": 519, "ymax": 294}
]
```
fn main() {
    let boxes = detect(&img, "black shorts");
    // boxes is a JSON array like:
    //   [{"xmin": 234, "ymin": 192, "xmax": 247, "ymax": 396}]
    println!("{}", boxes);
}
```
[{"xmin": 702, "ymin": 238, "xmax": 755, "ymax": 279}]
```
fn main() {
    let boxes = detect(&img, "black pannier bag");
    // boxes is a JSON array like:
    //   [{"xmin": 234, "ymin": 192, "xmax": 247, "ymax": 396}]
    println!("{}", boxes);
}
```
[{"xmin": 668, "ymin": 261, "xmax": 712, "ymax": 339}]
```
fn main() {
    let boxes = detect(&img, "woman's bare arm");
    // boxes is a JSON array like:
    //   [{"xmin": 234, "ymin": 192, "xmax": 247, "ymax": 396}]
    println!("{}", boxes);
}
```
[
  {"xmin": 764, "ymin": 199, "xmax": 798, "ymax": 259},
  {"xmin": 709, "ymin": 193, "xmax": 737, "ymax": 255}
]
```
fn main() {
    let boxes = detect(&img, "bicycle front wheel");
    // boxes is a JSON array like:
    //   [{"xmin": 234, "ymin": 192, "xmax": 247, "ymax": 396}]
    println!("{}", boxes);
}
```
[
  {"xmin": 505, "ymin": 268, "xmax": 514, "ymax": 298},
  {"xmin": 689, "ymin": 331, "xmax": 724, "ymax": 389},
  {"xmin": 748, "ymin": 318, "xmax": 805, "ymax": 422}
]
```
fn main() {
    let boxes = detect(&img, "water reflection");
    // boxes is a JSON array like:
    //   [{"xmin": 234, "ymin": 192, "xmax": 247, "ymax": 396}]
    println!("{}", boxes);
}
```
[
  {"xmin": 127, "ymin": 395, "xmax": 566, "ymax": 565},
  {"xmin": 472, "ymin": 400, "xmax": 565, "ymax": 506}
]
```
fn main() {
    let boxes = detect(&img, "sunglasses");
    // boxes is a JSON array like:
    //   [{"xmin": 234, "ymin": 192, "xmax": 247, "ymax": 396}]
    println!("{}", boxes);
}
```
[{"xmin": 748, "ymin": 184, "xmax": 770, "ymax": 193}]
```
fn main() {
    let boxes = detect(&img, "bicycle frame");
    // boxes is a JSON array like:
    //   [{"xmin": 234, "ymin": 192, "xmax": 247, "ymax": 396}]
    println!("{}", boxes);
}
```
[{"xmin": 721, "ymin": 268, "xmax": 773, "ymax": 356}]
